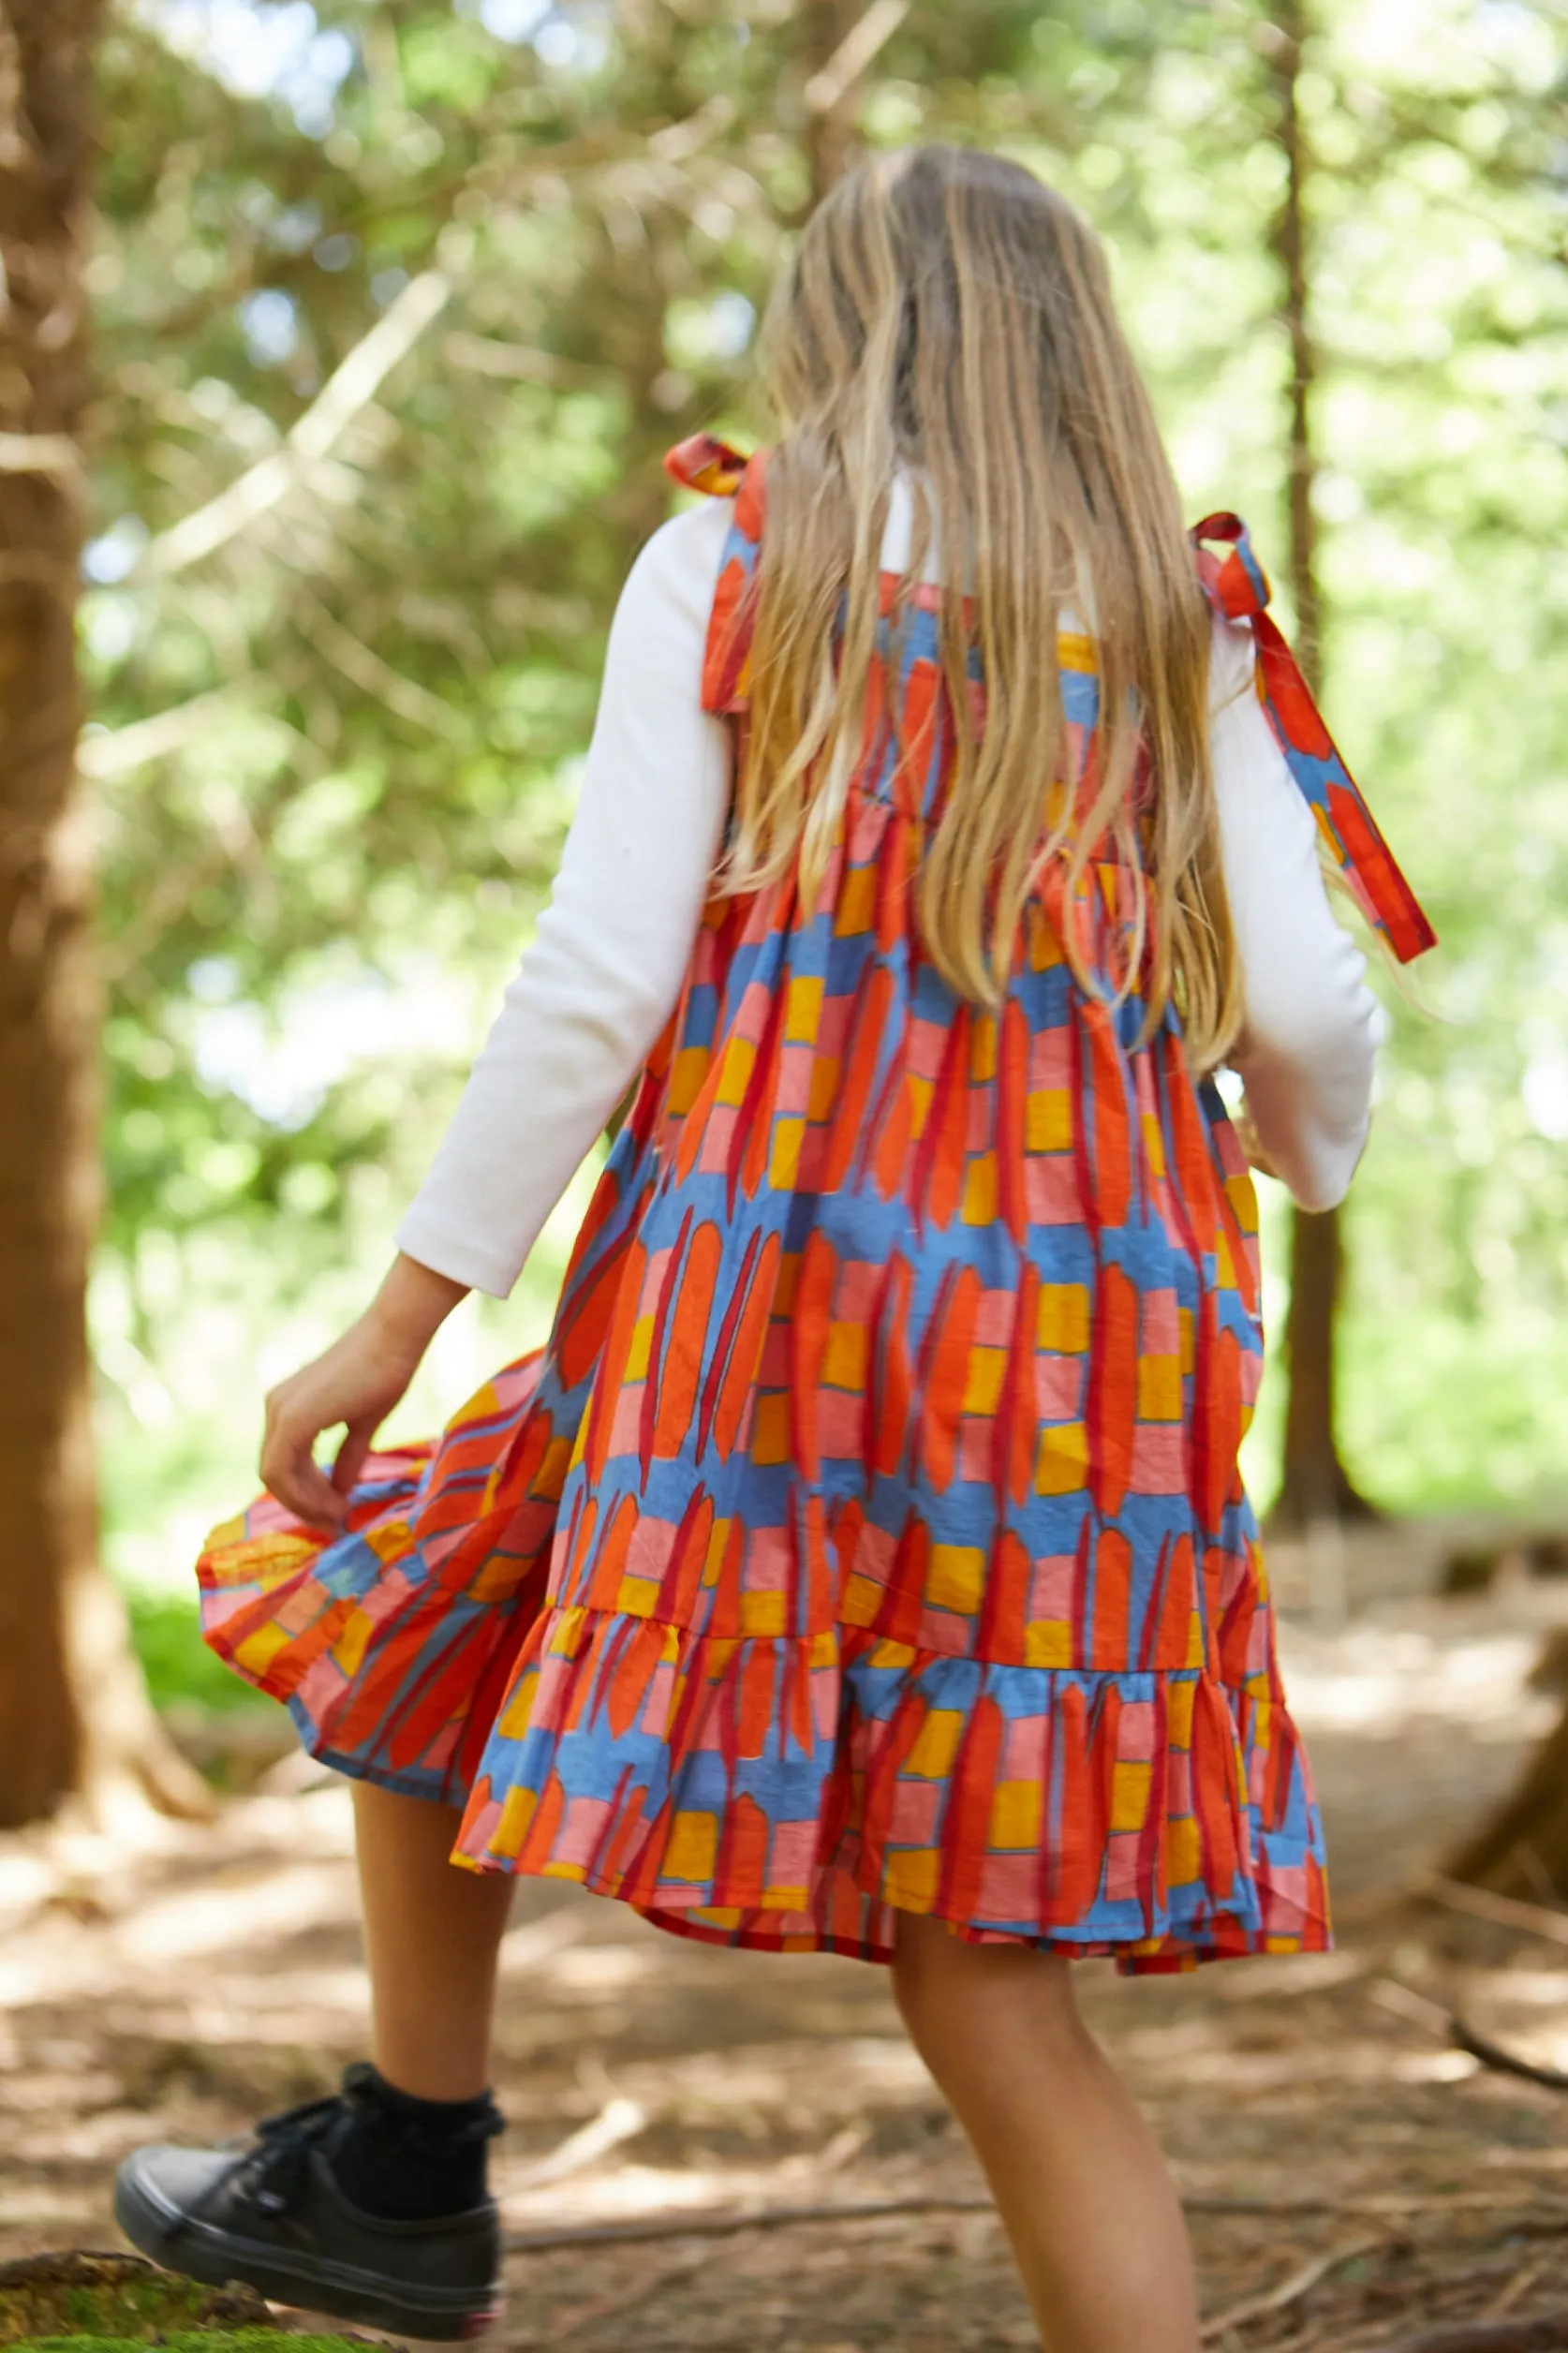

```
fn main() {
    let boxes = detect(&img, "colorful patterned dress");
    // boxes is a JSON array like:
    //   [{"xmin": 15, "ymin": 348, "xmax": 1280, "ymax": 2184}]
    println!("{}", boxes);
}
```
[{"xmin": 200, "ymin": 437, "xmax": 1434, "ymax": 1973}]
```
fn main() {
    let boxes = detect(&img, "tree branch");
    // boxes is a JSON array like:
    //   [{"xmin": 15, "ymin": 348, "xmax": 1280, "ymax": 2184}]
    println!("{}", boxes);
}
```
[{"xmin": 140, "ymin": 271, "xmax": 451, "ymax": 581}]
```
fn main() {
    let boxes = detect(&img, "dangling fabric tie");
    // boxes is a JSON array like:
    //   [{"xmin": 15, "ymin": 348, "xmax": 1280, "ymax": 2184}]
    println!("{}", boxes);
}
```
[
  {"xmin": 664, "ymin": 432, "xmax": 749, "ymax": 498},
  {"xmin": 1191, "ymin": 512, "xmax": 1437, "ymax": 965}
]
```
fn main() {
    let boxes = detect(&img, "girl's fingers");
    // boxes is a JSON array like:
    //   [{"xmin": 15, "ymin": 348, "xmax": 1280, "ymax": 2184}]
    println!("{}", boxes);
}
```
[
  {"xmin": 333, "ymin": 1421, "xmax": 376, "ymax": 1499},
  {"xmin": 261, "ymin": 1416, "xmax": 349, "ymax": 1530}
]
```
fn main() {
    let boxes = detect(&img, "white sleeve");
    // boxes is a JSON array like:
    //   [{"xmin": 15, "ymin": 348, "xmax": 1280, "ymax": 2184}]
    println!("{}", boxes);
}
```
[
  {"xmin": 1210, "ymin": 612, "xmax": 1379, "ymax": 1213},
  {"xmin": 395, "ymin": 497, "xmax": 734, "ymax": 1296}
]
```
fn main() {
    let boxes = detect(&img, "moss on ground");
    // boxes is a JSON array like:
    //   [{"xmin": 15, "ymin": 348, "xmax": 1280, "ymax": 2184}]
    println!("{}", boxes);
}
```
[
  {"xmin": 0, "ymin": 2256, "xmax": 293, "ymax": 2348},
  {"xmin": 21, "ymin": 2338, "xmax": 369, "ymax": 2351}
]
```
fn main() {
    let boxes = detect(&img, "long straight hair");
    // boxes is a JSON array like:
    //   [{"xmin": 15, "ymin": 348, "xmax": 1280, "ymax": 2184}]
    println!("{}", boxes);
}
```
[{"xmin": 727, "ymin": 143, "xmax": 1241, "ymax": 1069}]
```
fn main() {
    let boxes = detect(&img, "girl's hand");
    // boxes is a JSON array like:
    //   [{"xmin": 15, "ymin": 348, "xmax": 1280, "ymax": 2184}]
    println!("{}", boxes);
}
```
[{"xmin": 260, "ymin": 1254, "xmax": 469, "ymax": 1530}]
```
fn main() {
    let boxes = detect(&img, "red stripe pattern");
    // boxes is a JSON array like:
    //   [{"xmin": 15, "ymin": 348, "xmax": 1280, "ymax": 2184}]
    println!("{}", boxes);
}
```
[{"xmin": 197, "ymin": 437, "xmax": 1426, "ymax": 1973}]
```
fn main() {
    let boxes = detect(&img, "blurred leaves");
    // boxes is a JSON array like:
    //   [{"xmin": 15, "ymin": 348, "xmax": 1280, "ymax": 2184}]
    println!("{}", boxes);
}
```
[{"xmin": 89, "ymin": 0, "xmax": 1568, "ymax": 1570}]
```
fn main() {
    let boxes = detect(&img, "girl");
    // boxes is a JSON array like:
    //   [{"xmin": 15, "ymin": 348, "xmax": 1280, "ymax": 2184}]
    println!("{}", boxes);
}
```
[{"xmin": 116, "ymin": 146, "xmax": 1434, "ymax": 2351}]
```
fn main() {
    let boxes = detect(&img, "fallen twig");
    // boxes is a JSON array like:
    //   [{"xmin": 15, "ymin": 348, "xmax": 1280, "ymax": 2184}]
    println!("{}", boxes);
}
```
[
  {"xmin": 1377, "ymin": 2313, "xmax": 1568, "ymax": 2351},
  {"xmin": 505, "ymin": 2194, "xmax": 996, "ymax": 2253},
  {"xmin": 510, "ymin": 2097, "xmax": 649, "ymax": 2193},
  {"xmin": 1416, "ymin": 1874, "xmax": 1568, "ymax": 1950},
  {"xmin": 1489, "ymin": 2254, "xmax": 1559, "ymax": 2319},
  {"xmin": 1454, "ymin": 2015, "xmax": 1568, "ymax": 2094},
  {"xmin": 504, "ymin": 2188, "xmax": 1568, "ymax": 2258},
  {"xmin": 1199, "ymin": 2236, "xmax": 1382, "ymax": 2342}
]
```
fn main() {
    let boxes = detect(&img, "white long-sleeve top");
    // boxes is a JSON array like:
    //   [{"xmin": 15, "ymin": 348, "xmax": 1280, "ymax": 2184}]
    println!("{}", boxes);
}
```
[{"xmin": 396, "ymin": 495, "xmax": 1378, "ymax": 1297}]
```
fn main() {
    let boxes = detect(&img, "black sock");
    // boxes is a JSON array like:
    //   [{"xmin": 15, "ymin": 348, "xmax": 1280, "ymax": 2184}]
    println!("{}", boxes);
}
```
[{"xmin": 325, "ymin": 2063, "xmax": 502, "ymax": 2222}]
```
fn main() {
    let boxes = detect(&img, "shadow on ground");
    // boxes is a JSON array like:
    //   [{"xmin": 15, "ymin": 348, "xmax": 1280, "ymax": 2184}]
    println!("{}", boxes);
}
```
[{"xmin": 7, "ymin": 1579, "xmax": 1568, "ymax": 2348}]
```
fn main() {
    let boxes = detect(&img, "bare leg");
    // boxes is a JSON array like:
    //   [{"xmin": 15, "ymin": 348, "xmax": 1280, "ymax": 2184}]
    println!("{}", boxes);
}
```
[
  {"xmin": 352, "ymin": 1783, "xmax": 515, "ymax": 2101},
  {"xmin": 892, "ymin": 1914, "xmax": 1199, "ymax": 2353}
]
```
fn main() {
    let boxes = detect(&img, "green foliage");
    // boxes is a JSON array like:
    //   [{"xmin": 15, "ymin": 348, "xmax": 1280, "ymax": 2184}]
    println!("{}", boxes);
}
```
[
  {"xmin": 89, "ymin": 0, "xmax": 1568, "ymax": 1602},
  {"xmin": 126, "ymin": 1581, "xmax": 263, "ymax": 1715}
]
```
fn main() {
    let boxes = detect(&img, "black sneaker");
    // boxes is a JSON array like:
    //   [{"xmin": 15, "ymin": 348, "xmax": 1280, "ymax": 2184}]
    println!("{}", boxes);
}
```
[{"xmin": 113, "ymin": 2075, "xmax": 503, "ymax": 2343}]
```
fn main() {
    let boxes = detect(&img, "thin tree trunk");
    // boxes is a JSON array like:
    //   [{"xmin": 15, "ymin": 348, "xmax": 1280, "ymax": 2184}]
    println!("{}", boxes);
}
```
[
  {"xmin": 801, "ymin": 0, "xmax": 863, "ymax": 204},
  {"xmin": 0, "ymin": 0, "xmax": 208, "ymax": 1828},
  {"xmin": 1263, "ymin": 0, "xmax": 1377, "ymax": 1532}
]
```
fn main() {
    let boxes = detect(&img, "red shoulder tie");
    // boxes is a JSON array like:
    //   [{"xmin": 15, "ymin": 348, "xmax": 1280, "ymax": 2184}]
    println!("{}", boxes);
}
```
[
  {"xmin": 1191, "ymin": 513, "xmax": 1437, "ymax": 964},
  {"xmin": 664, "ymin": 432, "xmax": 751, "ymax": 499}
]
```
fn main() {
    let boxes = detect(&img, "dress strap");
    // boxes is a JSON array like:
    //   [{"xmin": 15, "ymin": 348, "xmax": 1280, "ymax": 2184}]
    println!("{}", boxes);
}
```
[
  {"xmin": 1191, "ymin": 513, "xmax": 1437, "ymax": 964},
  {"xmin": 665, "ymin": 434, "xmax": 765, "ymax": 716}
]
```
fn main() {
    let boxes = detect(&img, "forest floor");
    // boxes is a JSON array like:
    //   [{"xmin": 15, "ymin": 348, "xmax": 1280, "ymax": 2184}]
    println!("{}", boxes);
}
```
[{"xmin": 9, "ymin": 1565, "xmax": 1568, "ymax": 2348}]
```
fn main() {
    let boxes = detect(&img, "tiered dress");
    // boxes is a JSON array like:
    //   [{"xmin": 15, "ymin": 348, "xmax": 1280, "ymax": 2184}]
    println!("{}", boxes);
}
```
[{"xmin": 199, "ymin": 437, "xmax": 1434, "ymax": 1972}]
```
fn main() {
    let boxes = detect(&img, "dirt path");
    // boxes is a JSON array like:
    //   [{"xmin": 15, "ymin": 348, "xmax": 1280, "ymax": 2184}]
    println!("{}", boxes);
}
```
[{"xmin": 7, "ymin": 1587, "xmax": 1568, "ymax": 2347}]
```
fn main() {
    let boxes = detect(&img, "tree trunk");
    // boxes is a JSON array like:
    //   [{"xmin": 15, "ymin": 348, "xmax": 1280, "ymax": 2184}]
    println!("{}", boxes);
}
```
[
  {"xmin": 1262, "ymin": 0, "xmax": 1377, "ymax": 1532},
  {"xmin": 1445, "ymin": 1700, "xmax": 1568, "ymax": 1904},
  {"xmin": 0, "ymin": 0, "xmax": 208, "ymax": 1829}
]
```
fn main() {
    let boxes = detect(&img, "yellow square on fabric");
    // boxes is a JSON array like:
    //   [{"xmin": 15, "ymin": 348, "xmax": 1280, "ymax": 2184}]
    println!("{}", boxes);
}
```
[
  {"xmin": 871, "ymin": 1638, "xmax": 917, "ymax": 1671},
  {"xmin": 1027, "ymin": 906, "xmax": 1065, "ymax": 972},
  {"xmin": 669, "ymin": 1046, "xmax": 711, "ymax": 1117},
  {"xmin": 786, "ymin": 975, "xmax": 824, "ymax": 1043},
  {"xmin": 823, "ymin": 1319, "xmax": 868, "ymax": 1392},
  {"xmin": 842, "ymin": 1571, "xmax": 884, "ymax": 1627},
  {"xmin": 962, "ymin": 1156, "xmax": 998, "ymax": 1226},
  {"xmin": 750, "ymin": 1393, "xmax": 790, "ymax": 1466},
  {"xmin": 963, "ymin": 1344, "xmax": 1007, "ymax": 1418},
  {"xmin": 538, "ymin": 1431, "xmax": 575, "ymax": 1496},
  {"xmin": 769, "ymin": 1117, "xmax": 805, "ymax": 1190},
  {"xmin": 1038, "ymin": 1284, "xmax": 1089, "ymax": 1354},
  {"xmin": 1166, "ymin": 1678, "xmax": 1196, "ymax": 1747},
  {"xmin": 908, "ymin": 1708, "xmax": 965, "ymax": 1779},
  {"xmin": 493, "ymin": 1782, "xmax": 537, "ymax": 1859},
  {"xmin": 1226, "ymin": 1170, "xmax": 1259, "ymax": 1236},
  {"xmin": 1166, "ymin": 1816, "xmax": 1201, "ymax": 1887},
  {"xmin": 331, "ymin": 1610, "xmax": 374, "ymax": 1680},
  {"xmin": 990, "ymin": 1780, "xmax": 1043, "ymax": 1849},
  {"xmin": 1141, "ymin": 1113, "xmax": 1167, "ymax": 1179},
  {"xmin": 665, "ymin": 1812, "xmax": 717, "ymax": 1884},
  {"xmin": 233, "ymin": 1620, "xmax": 294, "ymax": 1679},
  {"xmin": 836, "ymin": 865, "xmax": 877, "ymax": 936},
  {"xmin": 969, "ymin": 1016, "xmax": 998, "ymax": 1084},
  {"xmin": 808, "ymin": 1057, "xmax": 841, "ymax": 1121},
  {"xmin": 927, "ymin": 1544, "xmax": 985, "ymax": 1617},
  {"xmin": 497, "ymin": 1664, "xmax": 540, "ymax": 1737},
  {"xmin": 615, "ymin": 1572, "xmax": 660, "ymax": 1620},
  {"xmin": 1137, "ymin": 1355, "xmax": 1183, "ymax": 1422},
  {"xmin": 739, "ymin": 1588, "xmax": 787, "ymax": 1638},
  {"xmin": 625, "ymin": 1313, "xmax": 656, "ymax": 1384},
  {"xmin": 716, "ymin": 1037, "xmax": 756, "ymax": 1108},
  {"xmin": 762, "ymin": 1883, "xmax": 808, "ymax": 1910},
  {"xmin": 1178, "ymin": 1307, "xmax": 1196, "ymax": 1377},
  {"xmin": 1111, "ymin": 1759, "xmax": 1153, "ymax": 1833},
  {"xmin": 1025, "ymin": 1619, "xmax": 1072, "ymax": 1668},
  {"xmin": 1036, "ymin": 1421, "xmax": 1087, "ymax": 1495},
  {"xmin": 703, "ymin": 1517, "xmax": 731, "ymax": 1586},
  {"xmin": 907, "ymin": 1072, "xmax": 934, "ymax": 1141},
  {"xmin": 885, "ymin": 1849, "xmax": 939, "ymax": 1908},
  {"xmin": 1028, "ymin": 1088, "xmax": 1072, "ymax": 1154}
]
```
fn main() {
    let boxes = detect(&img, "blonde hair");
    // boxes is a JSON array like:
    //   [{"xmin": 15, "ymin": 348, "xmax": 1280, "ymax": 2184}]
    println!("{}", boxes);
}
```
[{"xmin": 729, "ymin": 143, "xmax": 1241, "ymax": 1070}]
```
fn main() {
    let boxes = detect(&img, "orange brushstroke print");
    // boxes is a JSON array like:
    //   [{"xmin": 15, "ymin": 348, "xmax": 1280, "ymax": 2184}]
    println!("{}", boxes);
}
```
[{"xmin": 200, "ymin": 439, "xmax": 1432, "ymax": 1976}]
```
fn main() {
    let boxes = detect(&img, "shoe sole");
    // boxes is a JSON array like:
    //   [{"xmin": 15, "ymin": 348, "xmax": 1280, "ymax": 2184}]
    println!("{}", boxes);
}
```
[{"xmin": 113, "ymin": 2164, "xmax": 502, "ymax": 2344}]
